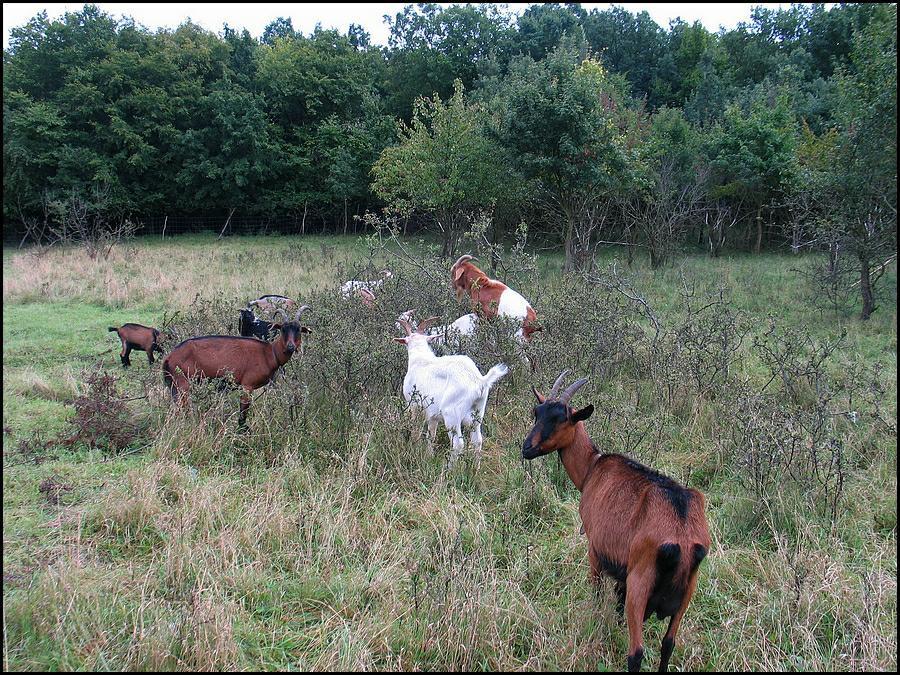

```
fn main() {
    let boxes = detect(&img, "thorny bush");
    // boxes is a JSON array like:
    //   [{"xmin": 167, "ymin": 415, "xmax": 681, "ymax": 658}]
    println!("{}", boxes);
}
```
[{"xmin": 150, "ymin": 223, "xmax": 891, "ymax": 525}]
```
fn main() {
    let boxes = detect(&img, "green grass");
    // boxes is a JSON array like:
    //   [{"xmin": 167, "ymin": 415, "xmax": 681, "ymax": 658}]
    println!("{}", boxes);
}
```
[{"xmin": 2, "ymin": 234, "xmax": 897, "ymax": 671}]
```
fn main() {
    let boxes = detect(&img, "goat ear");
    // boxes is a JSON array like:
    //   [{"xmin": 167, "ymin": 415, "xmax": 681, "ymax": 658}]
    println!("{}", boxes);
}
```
[
  {"xmin": 301, "ymin": 326, "xmax": 312, "ymax": 334},
  {"xmin": 531, "ymin": 385, "xmax": 545, "ymax": 403},
  {"xmin": 392, "ymin": 336, "xmax": 407, "ymax": 344},
  {"xmin": 453, "ymin": 267, "xmax": 465, "ymax": 283},
  {"xmin": 571, "ymin": 404, "xmax": 594, "ymax": 422},
  {"xmin": 426, "ymin": 333, "xmax": 441, "ymax": 342},
  {"xmin": 271, "ymin": 323, "xmax": 282, "ymax": 331}
]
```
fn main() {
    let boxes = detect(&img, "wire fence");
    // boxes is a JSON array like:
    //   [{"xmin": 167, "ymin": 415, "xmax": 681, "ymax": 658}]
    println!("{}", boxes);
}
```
[{"xmin": 3, "ymin": 210, "xmax": 433, "ymax": 246}]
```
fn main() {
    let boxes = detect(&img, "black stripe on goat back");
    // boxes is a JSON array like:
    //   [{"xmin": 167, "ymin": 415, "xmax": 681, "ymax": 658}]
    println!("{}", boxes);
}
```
[{"xmin": 622, "ymin": 456, "xmax": 693, "ymax": 521}]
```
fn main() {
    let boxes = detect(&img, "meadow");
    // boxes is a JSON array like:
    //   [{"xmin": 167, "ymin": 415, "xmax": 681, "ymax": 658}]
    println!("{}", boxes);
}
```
[{"xmin": 2, "ymin": 232, "xmax": 897, "ymax": 671}]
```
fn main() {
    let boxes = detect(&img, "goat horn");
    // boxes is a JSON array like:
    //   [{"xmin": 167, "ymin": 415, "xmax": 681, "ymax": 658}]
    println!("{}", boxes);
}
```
[
  {"xmin": 398, "ymin": 318, "xmax": 414, "ymax": 336},
  {"xmin": 416, "ymin": 316, "xmax": 440, "ymax": 334},
  {"xmin": 548, "ymin": 369, "xmax": 570, "ymax": 400},
  {"xmin": 559, "ymin": 377, "xmax": 589, "ymax": 406},
  {"xmin": 450, "ymin": 254, "xmax": 476, "ymax": 270},
  {"xmin": 273, "ymin": 309, "xmax": 288, "ymax": 323},
  {"xmin": 293, "ymin": 305, "xmax": 311, "ymax": 322}
]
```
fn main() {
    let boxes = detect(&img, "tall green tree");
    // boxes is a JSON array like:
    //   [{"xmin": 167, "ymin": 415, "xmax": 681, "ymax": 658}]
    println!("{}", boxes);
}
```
[
  {"xmin": 384, "ymin": 3, "xmax": 514, "ymax": 120},
  {"xmin": 498, "ymin": 38, "xmax": 628, "ymax": 271},
  {"xmin": 823, "ymin": 4, "xmax": 897, "ymax": 319},
  {"xmin": 706, "ymin": 93, "xmax": 798, "ymax": 252},
  {"xmin": 372, "ymin": 80, "xmax": 518, "ymax": 255}
]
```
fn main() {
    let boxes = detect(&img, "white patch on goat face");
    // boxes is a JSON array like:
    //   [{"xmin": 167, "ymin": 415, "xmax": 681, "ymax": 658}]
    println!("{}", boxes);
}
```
[{"xmin": 497, "ymin": 288, "xmax": 531, "ymax": 321}]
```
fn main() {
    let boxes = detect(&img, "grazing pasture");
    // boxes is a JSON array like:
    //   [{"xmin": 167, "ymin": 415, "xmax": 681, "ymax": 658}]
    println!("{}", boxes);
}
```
[{"xmin": 2, "ymin": 233, "xmax": 896, "ymax": 671}]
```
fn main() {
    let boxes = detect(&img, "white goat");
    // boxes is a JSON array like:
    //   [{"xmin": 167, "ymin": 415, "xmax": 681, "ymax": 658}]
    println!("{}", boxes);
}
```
[
  {"xmin": 340, "ymin": 269, "xmax": 393, "ymax": 300},
  {"xmin": 397, "ymin": 309, "xmax": 530, "ymax": 366},
  {"xmin": 396, "ymin": 309, "xmax": 478, "ymax": 349},
  {"xmin": 395, "ymin": 316, "xmax": 508, "ymax": 465}
]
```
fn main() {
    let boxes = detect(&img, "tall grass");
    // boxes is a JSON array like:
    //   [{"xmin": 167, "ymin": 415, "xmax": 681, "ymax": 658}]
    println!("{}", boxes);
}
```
[{"xmin": 2, "ymin": 233, "xmax": 896, "ymax": 671}]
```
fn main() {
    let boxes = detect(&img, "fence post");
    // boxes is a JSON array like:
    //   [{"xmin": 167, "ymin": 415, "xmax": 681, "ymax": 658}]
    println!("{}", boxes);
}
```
[{"xmin": 217, "ymin": 207, "xmax": 235, "ymax": 241}]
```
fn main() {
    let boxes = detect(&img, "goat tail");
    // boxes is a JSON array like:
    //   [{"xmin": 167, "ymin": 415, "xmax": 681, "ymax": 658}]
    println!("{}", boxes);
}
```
[
  {"xmin": 662, "ymin": 541, "xmax": 707, "ymax": 589},
  {"xmin": 108, "ymin": 326, "xmax": 119, "ymax": 333},
  {"xmin": 481, "ymin": 363, "xmax": 509, "ymax": 392},
  {"xmin": 656, "ymin": 543, "xmax": 682, "ymax": 588}
]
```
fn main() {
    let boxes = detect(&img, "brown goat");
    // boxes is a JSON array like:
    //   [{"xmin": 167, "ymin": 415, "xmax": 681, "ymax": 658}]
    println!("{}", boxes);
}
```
[
  {"xmin": 356, "ymin": 287, "xmax": 377, "ymax": 307},
  {"xmin": 162, "ymin": 307, "xmax": 311, "ymax": 426},
  {"xmin": 108, "ymin": 323, "xmax": 164, "ymax": 367},
  {"xmin": 522, "ymin": 371, "xmax": 710, "ymax": 672},
  {"xmin": 449, "ymin": 254, "xmax": 540, "ymax": 340}
]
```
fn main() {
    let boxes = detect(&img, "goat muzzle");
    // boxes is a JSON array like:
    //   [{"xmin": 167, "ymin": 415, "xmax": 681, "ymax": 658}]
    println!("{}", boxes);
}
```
[{"xmin": 522, "ymin": 438, "xmax": 541, "ymax": 460}]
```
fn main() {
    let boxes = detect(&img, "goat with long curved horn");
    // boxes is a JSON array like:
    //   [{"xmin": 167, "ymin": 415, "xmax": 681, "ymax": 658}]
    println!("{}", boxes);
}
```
[
  {"xmin": 559, "ymin": 377, "xmax": 589, "ymax": 405},
  {"xmin": 548, "ymin": 369, "xmax": 570, "ymax": 400},
  {"xmin": 450, "ymin": 254, "xmax": 477, "ymax": 271},
  {"xmin": 415, "ymin": 316, "xmax": 441, "ymax": 334},
  {"xmin": 293, "ymin": 305, "xmax": 311, "ymax": 323}
]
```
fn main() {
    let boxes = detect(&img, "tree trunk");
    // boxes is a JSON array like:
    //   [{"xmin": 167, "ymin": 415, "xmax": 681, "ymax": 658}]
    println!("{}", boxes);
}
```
[
  {"xmin": 650, "ymin": 243, "xmax": 664, "ymax": 270},
  {"xmin": 859, "ymin": 254, "xmax": 875, "ymax": 320},
  {"xmin": 563, "ymin": 204, "xmax": 577, "ymax": 273},
  {"xmin": 301, "ymin": 203, "xmax": 307, "ymax": 235},
  {"xmin": 626, "ymin": 226, "xmax": 635, "ymax": 267},
  {"xmin": 754, "ymin": 207, "xmax": 763, "ymax": 253},
  {"xmin": 440, "ymin": 210, "xmax": 454, "ymax": 257}
]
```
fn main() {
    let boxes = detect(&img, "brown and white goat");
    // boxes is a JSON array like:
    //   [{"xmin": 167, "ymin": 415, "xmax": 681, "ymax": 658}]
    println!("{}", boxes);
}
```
[
  {"xmin": 341, "ymin": 270, "xmax": 392, "ymax": 305},
  {"xmin": 522, "ymin": 371, "xmax": 710, "ymax": 672},
  {"xmin": 449, "ymin": 255, "xmax": 540, "ymax": 341},
  {"xmin": 162, "ymin": 307, "xmax": 311, "ymax": 426},
  {"xmin": 108, "ymin": 323, "xmax": 164, "ymax": 367},
  {"xmin": 356, "ymin": 287, "xmax": 377, "ymax": 307}
]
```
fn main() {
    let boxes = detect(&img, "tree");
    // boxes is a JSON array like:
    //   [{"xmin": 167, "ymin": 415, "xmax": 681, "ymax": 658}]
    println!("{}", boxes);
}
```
[
  {"xmin": 582, "ymin": 7, "xmax": 666, "ymax": 105},
  {"xmin": 499, "ymin": 37, "xmax": 628, "ymax": 271},
  {"xmin": 622, "ymin": 107, "xmax": 706, "ymax": 269},
  {"xmin": 372, "ymin": 80, "xmax": 518, "ymax": 255},
  {"xmin": 514, "ymin": 2, "xmax": 584, "ymax": 61},
  {"xmin": 822, "ymin": 4, "xmax": 897, "ymax": 320},
  {"xmin": 384, "ymin": 3, "xmax": 514, "ymax": 119},
  {"xmin": 261, "ymin": 17, "xmax": 295, "ymax": 45},
  {"xmin": 174, "ymin": 85, "xmax": 277, "ymax": 213},
  {"xmin": 706, "ymin": 93, "xmax": 798, "ymax": 252}
]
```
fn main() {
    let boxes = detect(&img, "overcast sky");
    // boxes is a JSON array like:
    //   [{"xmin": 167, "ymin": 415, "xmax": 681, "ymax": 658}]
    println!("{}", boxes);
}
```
[{"xmin": 3, "ymin": 2, "xmax": 803, "ymax": 49}]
